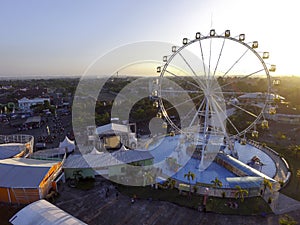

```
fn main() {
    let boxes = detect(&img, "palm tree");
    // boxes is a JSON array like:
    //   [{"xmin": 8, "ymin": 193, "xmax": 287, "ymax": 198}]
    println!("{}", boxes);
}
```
[
  {"xmin": 262, "ymin": 178, "xmax": 273, "ymax": 196},
  {"xmin": 211, "ymin": 177, "xmax": 223, "ymax": 188},
  {"xmin": 234, "ymin": 185, "xmax": 248, "ymax": 202},
  {"xmin": 296, "ymin": 169, "xmax": 300, "ymax": 190},
  {"xmin": 165, "ymin": 177, "xmax": 176, "ymax": 189},
  {"xmin": 143, "ymin": 171, "xmax": 154, "ymax": 186},
  {"xmin": 184, "ymin": 171, "xmax": 195, "ymax": 196},
  {"xmin": 288, "ymin": 145, "xmax": 300, "ymax": 156},
  {"xmin": 279, "ymin": 214, "xmax": 298, "ymax": 225}
]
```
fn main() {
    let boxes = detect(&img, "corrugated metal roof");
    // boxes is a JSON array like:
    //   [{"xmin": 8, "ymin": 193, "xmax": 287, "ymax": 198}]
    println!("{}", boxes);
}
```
[
  {"xmin": 64, "ymin": 150, "xmax": 153, "ymax": 169},
  {"xmin": 0, "ymin": 158, "xmax": 60, "ymax": 188},
  {"xmin": 9, "ymin": 199, "xmax": 87, "ymax": 225},
  {"xmin": 0, "ymin": 158, "xmax": 59, "ymax": 167}
]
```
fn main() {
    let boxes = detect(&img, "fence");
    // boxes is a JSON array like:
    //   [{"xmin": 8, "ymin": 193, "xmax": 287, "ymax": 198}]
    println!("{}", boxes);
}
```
[
  {"xmin": 247, "ymin": 139, "xmax": 290, "ymax": 186},
  {"xmin": 0, "ymin": 134, "xmax": 34, "ymax": 154}
]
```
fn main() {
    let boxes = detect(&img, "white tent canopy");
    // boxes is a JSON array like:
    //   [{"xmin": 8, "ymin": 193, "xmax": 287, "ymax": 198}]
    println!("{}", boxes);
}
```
[
  {"xmin": 88, "ymin": 147, "xmax": 102, "ymax": 155},
  {"xmin": 9, "ymin": 199, "xmax": 87, "ymax": 225},
  {"xmin": 59, "ymin": 136, "xmax": 75, "ymax": 153}
]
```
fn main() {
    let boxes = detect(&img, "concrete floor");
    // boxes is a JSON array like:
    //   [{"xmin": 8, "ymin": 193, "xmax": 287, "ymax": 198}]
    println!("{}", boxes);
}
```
[{"xmin": 54, "ymin": 177, "xmax": 300, "ymax": 225}]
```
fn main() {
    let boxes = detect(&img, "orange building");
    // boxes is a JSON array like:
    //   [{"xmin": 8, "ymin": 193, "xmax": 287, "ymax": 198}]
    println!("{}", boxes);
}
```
[{"xmin": 0, "ymin": 158, "xmax": 62, "ymax": 204}]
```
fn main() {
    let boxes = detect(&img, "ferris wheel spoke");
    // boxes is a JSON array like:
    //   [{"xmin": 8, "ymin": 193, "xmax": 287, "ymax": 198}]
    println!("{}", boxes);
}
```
[
  {"xmin": 226, "ymin": 115, "xmax": 241, "ymax": 135},
  {"xmin": 208, "ymin": 37, "xmax": 213, "ymax": 78},
  {"xmin": 229, "ymin": 103, "xmax": 258, "ymax": 118},
  {"xmin": 164, "ymin": 93, "xmax": 204, "ymax": 111},
  {"xmin": 165, "ymin": 69, "xmax": 202, "ymax": 90},
  {"xmin": 213, "ymin": 37, "xmax": 226, "ymax": 77},
  {"xmin": 222, "ymin": 48, "xmax": 249, "ymax": 78},
  {"xmin": 178, "ymin": 52, "xmax": 205, "ymax": 88},
  {"xmin": 180, "ymin": 100, "xmax": 203, "ymax": 129},
  {"xmin": 215, "ymin": 68, "xmax": 265, "ymax": 91},
  {"xmin": 160, "ymin": 89, "xmax": 201, "ymax": 94},
  {"xmin": 187, "ymin": 96, "xmax": 206, "ymax": 128},
  {"xmin": 198, "ymin": 39, "xmax": 207, "ymax": 77},
  {"xmin": 210, "ymin": 97, "xmax": 229, "ymax": 136},
  {"xmin": 213, "ymin": 91, "xmax": 246, "ymax": 96},
  {"xmin": 211, "ymin": 97, "xmax": 240, "ymax": 135}
]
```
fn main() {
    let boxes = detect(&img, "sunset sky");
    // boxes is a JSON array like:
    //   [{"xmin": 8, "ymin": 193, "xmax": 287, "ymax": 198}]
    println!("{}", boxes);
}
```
[{"xmin": 1, "ymin": 0, "xmax": 299, "ymax": 77}]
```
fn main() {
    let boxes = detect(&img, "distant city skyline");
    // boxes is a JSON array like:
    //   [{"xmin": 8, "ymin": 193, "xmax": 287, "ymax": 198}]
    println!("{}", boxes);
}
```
[{"xmin": 1, "ymin": 0, "xmax": 300, "ymax": 77}]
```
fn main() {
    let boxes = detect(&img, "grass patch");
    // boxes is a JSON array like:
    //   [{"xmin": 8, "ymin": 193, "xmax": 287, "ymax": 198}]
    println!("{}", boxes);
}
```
[
  {"xmin": 117, "ymin": 185, "xmax": 272, "ymax": 215},
  {"xmin": 206, "ymin": 196, "xmax": 272, "ymax": 215},
  {"xmin": 118, "ymin": 185, "xmax": 203, "ymax": 210}
]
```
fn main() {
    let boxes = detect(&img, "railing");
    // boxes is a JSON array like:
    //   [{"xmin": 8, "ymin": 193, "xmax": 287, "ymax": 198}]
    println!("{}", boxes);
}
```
[
  {"xmin": 247, "ymin": 139, "xmax": 290, "ymax": 186},
  {"xmin": 0, "ymin": 134, "xmax": 34, "ymax": 154}
]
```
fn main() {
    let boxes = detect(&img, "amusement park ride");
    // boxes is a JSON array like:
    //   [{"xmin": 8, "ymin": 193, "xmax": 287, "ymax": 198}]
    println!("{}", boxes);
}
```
[{"xmin": 152, "ymin": 29, "xmax": 278, "ymax": 170}]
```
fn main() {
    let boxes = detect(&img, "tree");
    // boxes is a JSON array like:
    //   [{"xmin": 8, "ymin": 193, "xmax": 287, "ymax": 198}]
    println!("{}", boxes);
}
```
[
  {"xmin": 211, "ymin": 177, "xmax": 223, "ymax": 188},
  {"xmin": 234, "ymin": 185, "xmax": 248, "ymax": 202},
  {"xmin": 296, "ymin": 169, "xmax": 300, "ymax": 190},
  {"xmin": 279, "ymin": 214, "xmax": 298, "ymax": 225},
  {"xmin": 262, "ymin": 178, "xmax": 273, "ymax": 196},
  {"xmin": 164, "ymin": 178, "xmax": 176, "ymax": 189},
  {"xmin": 143, "ymin": 170, "xmax": 154, "ymax": 186},
  {"xmin": 288, "ymin": 145, "xmax": 300, "ymax": 156},
  {"xmin": 184, "ymin": 171, "xmax": 195, "ymax": 196}
]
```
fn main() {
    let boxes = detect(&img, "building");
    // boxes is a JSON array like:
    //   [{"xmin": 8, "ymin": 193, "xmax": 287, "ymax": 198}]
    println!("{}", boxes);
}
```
[
  {"xmin": 96, "ymin": 123, "xmax": 137, "ymax": 149},
  {"xmin": 63, "ymin": 148, "xmax": 154, "ymax": 180},
  {"xmin": 18, "ymin": 97, "xmax": 50, "ymax": 111},
  {"xmin": 0, "ymin": 158, "xmax": 63, "ymax": 204},
  {"xmin": 9, "ymin": 199, "xmax": 87, "ymax": 225},
  {"xmin": 238, "ymin": 92, "xmax": 285, "ymax": 105}
]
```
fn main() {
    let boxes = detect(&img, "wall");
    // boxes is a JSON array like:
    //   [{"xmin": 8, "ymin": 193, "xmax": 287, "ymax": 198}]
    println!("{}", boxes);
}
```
[{"xmin": 64, "ymin": 168, "xmax": 95, "ymax": 180}]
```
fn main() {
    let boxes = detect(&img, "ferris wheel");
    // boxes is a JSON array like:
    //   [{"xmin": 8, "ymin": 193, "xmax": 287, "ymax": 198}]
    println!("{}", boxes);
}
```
[{"xmin": 154, "ymin": 29, "xmax": 276, "ymax": 141}]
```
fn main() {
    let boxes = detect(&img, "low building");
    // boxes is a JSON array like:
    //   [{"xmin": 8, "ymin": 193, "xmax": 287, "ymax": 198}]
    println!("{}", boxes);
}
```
[
  {"xmin": 18, "ymin": 97, "xmax": 50, "ymax": 111},
  {"xmin": 63, "ymin": 148, "xmax": 154, "ymax": 180},
  {"xmin": 238, "ymin": 92, "xmax": 285, "ymax": 104},
  {"xmin": 265, "ymin": 113, "xmax": 300, "ymax": 124},
  {"xmin": 0, "ymin": 158, "xmax": 63, "ymax": 204},
  {"xmin": 24, "ymin": 116, "xmax": 42, "ymax": 128},
  {"xmin": 96, "ymin": 123, "xmax": 137, "ymax": 149},
  {"xmin": 9, "ymin": 199, "xmax": 87, "ymax": 225}
]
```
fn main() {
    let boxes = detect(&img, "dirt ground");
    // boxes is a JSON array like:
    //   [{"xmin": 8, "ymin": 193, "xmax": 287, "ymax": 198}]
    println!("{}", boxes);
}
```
[{"xmin": 53, "ymin": 176, "xmax": 300, "ymax": 225}]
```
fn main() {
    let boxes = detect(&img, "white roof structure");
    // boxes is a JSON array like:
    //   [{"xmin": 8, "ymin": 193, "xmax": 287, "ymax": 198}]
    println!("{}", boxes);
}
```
[
  {"xmin": 9, "ymin": 199, "xmax": 87, "ymax": 225},
  {"xmin": 238, "ymin": 92, "xmax": 285, "ymax": 100},
  {"xmin": 96, "ymin": 123, "xmax": 129, "ymax": 135},
  {"xmin": 59, "ymin": 136, "xmax": 75, "ymax": 153},
  {"xmin": 31, "ymin": 147, "xmax": 68, "ymax": 159},
  {"xmin": 64, "ymin": 149, "xmax": 153, "ymax": 169},
  {"xmin": 0, "ymin": 158, "xmax": 60, "ymax": 188},
  {"xmin": 0, "ymin": 143, "xmax": 25, "ymax": 159},
  {"xmin": 88, "ymin": 147, "xmax": 103, "ymax": 155}
]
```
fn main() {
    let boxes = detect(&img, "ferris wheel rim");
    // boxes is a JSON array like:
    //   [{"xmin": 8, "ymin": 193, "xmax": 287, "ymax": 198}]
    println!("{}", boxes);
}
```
[{"xmin": 157, "ymin": 31, "xmax": 272, "ymax": 138}]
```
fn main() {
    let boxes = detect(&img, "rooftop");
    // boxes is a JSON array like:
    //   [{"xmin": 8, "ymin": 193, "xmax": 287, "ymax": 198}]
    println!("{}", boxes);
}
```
[
  {"xmin": 0, "ymin": 143, "xmax": 25, "ymax": 159},
  {"xmin": 64, "ymin": 149, "xmax": 153, "ymax": 169},
  {"xmin": 0, "ymin": 158, "xmax": 60, "ymax": 188}
]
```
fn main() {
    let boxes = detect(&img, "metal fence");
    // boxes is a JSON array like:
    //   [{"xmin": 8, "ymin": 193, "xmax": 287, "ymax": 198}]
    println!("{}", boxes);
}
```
[{"xmin": 0, "ymin": 134, "xmax": 34, "ymax": 154}]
